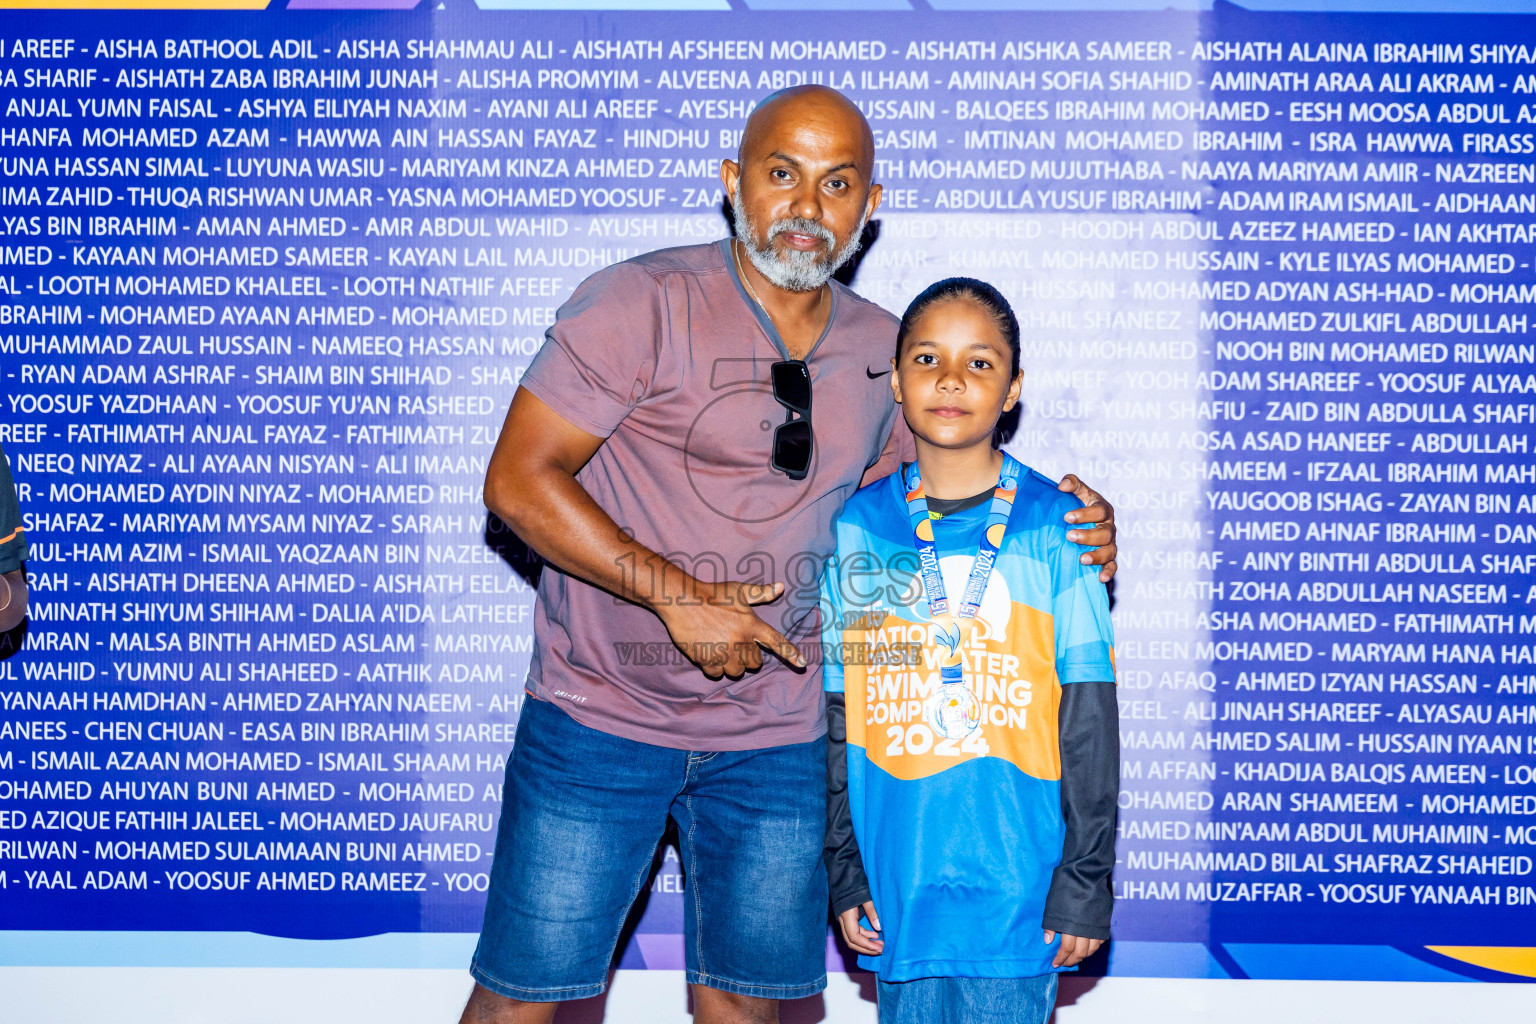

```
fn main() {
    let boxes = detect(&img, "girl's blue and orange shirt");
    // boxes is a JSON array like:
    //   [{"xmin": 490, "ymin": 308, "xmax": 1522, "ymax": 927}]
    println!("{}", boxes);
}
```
[{"xmin": 821, "ymin": 462, "xmax": 1116, "ymax": 982}]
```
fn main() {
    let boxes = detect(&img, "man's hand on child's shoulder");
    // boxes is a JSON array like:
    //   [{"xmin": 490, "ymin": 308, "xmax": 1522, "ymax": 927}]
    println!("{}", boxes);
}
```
[
  {"xmin": 1044, "ymin": 930, "xmax": 1103, "ymax": 969},
  {"xmin": 1057, "ymin": 474, "xmax": 1118, "ymax": 583},
  {"xmin": 837, "ymin": 901, "xmax": 884, "ymax": 957}
]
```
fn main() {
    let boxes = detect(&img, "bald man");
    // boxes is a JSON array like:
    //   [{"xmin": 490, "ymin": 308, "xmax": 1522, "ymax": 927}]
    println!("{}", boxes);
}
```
[{"xmin": 463, "ymin": 87, "xmax": 1117, "ymax": 1024}]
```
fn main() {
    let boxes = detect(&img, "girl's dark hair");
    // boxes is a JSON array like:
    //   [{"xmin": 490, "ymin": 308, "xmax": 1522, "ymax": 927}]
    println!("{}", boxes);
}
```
[{"xmin": 895, "ymin": 277, "xmax": 1020, "ymax": 378}]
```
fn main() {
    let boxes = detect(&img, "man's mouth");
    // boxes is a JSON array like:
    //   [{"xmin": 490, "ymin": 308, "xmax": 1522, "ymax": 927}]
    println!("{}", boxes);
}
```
[{"xmin": 778, "ymin": 231, "xmax": 827, "ymax": 251}]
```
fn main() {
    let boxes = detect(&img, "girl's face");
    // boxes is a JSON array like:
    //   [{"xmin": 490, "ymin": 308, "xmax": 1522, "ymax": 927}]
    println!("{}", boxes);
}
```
[{"xmin": 891, "ymin": 298, "xmax": 1022, "ymax": 452}]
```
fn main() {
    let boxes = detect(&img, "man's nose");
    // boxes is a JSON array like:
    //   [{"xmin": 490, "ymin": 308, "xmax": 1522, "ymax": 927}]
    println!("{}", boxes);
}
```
[{"xmin": 789, "ymin": 182, "xmax": 823, "ymax": 223}]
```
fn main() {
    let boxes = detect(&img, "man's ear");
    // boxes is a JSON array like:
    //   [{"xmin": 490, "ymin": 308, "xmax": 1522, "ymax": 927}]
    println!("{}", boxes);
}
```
[
  {"xmin": 889, "ymin": 357, "xmax": 902, "ymax": 405},
  {"xmin": 719, "ymin": 158, "xmax": 740, "ymax": 198},
  {"xmin": 1002, "ymin": 369, "xmax": 1023, "ymax": 412},
  {"xmin": 864, "ymin": 181, "xmax": 884, "ymax": 222}
]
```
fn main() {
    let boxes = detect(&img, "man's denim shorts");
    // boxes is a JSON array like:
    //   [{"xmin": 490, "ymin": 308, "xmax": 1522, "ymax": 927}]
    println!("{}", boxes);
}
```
[{"xmin": 470, "ymin": 696, "xmax": 829, "ymax": 1002}]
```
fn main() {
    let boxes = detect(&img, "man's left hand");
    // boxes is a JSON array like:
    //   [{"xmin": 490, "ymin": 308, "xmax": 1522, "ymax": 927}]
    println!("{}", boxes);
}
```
[
  {"xmin": 1044, "ymin": 929, "xmax": 1103, "ymax": 968},
  {"xmin": 1057, "ymin": 475, "xmax": 1117, "ymax": 583}
]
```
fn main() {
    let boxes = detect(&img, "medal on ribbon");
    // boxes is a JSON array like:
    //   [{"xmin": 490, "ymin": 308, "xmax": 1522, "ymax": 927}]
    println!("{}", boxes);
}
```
[{"xmin": 902, "ymin": 455, "xmax": 1020, "ymax": 741}]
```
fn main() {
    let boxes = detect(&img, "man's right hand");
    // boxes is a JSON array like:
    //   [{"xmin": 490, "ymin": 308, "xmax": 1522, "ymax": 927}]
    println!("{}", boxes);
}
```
[
  {"xmin": 837, "ymin": 901, "xmax": 883, "ymax": 956},
  {"xmin": 656, "ymin": 579, "xmax": 806, "ymax": 679}
]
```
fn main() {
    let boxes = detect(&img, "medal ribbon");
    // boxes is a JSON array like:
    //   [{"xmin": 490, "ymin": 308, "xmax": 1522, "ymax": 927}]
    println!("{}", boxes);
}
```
[{"xmin": 902, "ymin": 454, "xmax": 1021, "ymax": 686}]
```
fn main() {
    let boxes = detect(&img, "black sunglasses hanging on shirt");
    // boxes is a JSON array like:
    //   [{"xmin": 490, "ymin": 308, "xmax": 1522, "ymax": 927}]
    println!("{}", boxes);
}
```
[{"xmin": 770, "ymin": 360, "xmax": 813, "ymax": 481}]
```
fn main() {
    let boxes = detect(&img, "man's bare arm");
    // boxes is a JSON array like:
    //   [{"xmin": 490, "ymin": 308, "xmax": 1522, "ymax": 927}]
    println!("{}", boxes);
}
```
[
  {"xmin": 483, "ymin": 387, "xmax": 802, "ymax": 678},
  {"xmin": 0, "ymin": 569, "xmax": 25, "ymax": 634},
  {"xmin": 485, "ymin": 387, "xmax": 667, "ymax": 606}
]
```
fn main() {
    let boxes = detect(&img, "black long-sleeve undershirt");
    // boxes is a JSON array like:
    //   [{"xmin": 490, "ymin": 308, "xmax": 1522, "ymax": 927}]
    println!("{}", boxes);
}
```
[
  {"xmin": 1042, "ymin": 680, "xmax": 1119, "ymax": 939},
  {"xmin": 824, "ymin": 682, "xmax": 1119, "ymax": 939},
  {"xmin": 824, "ymin": 692, "xmax": 872, "ymax": 917}
]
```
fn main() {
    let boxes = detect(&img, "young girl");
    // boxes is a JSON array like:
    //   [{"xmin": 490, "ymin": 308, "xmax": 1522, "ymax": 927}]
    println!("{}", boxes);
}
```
[{"xmin": 821, "ymin": 278, "xmax": 1118, "ymax": 1024}]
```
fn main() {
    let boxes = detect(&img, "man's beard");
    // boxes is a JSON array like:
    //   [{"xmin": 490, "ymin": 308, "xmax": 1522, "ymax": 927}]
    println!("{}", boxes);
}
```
[{"xmin": 731, "ymin": 184, "xmax": 868, "ymax": 293}]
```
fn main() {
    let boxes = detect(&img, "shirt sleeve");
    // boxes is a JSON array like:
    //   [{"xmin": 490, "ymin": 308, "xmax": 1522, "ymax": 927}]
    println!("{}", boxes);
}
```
[
  {"xmin": 1042, "ymin": 680, "xmax": 1118, "ymax": 939},
  {"xmin": 1050, "ymin": 494, "xmax": 1116, "ymax": 684},
  {"xmin": 0, "ymin": 443, "xmax": 28, "ymax": 575},
  {"xmin": 820, "ymin": 536, "xmax": 873, "ymax": 915},
  {"xmin": 1042, "ymin": 492, "xmax": 1118, "ymax": 937},
  {"xmin": 518, "ymin": 260, "xmax": 663, "ymax": 439},
  {"xmin": 825, "ymin": 690, "xmax": 872, "ymax": 916}
]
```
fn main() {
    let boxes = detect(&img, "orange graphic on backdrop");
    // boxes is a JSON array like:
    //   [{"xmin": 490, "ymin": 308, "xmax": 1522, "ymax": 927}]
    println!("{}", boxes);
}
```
[{"xmin": 1426, "ymin": 946, "xmax": 1536, "ymax": 979}]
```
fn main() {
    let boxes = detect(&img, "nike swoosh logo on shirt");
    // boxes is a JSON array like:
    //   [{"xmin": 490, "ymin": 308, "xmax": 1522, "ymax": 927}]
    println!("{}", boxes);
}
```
[{"xmin": 866, "ymin": 367, "xmax": 893, "ymax": 379}]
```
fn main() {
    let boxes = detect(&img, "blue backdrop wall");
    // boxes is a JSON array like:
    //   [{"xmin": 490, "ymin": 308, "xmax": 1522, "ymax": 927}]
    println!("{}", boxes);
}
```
[{"xmin": 1, "ymin": 0, "xmax": 1534, "ymax": 990}]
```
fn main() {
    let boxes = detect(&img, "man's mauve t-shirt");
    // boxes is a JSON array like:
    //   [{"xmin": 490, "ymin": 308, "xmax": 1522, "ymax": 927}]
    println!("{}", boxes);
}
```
[{"xmin": 518, "ymin": 239, "xmax": 903, "ymax": 750}]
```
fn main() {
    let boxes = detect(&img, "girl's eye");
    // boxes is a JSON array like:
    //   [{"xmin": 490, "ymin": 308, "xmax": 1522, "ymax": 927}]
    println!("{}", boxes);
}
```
[
  {"xmin": 915, "ymin": 353, "xmax": 937, "ymax": 365},
  {"xmin": 970, "ymin": 359, "xmax": 992, "ymax": 371}
]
